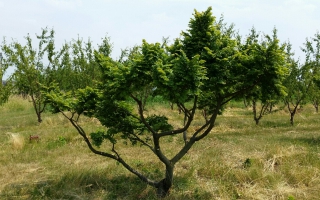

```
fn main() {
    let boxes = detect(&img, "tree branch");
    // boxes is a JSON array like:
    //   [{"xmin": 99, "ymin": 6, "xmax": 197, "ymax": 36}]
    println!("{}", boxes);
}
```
[
  {"xmin": 157, "ymin": 96, "xmax": 198, "ymax": 138},
  {"xmin": 63, "ymin": 111, "xmax": 159, "ymax": 188},
  {"xmin": 170, "ymin": 103, "xmax": 220, "ymax": 164},
  {"xmin": 128, "ymin": 131, "xmax": 155, "ymax": 152},
  {"xmin": 130, "ymin": 94, "xmax": 156, "ymax": 135},
  {"xmin": 130, "ymin": 94, "xmax": 171, "ymax": 166}
]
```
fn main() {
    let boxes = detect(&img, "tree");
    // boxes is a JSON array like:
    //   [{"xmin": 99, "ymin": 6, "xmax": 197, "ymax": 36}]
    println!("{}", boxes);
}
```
[
  {"xmin": 307, "ymin": 74, "xmax": 320, "ymax": 113},
  {"xmin": 0, "ymin": 47, "xmax": 13, "ymax": 105},
  {"xmin": 2, "ymin": 28, "xmax": 56, "ymax": 122},
  {"xmin": 242, "ymin": 28, "xmax": 287, "ymax": 125},
  {"xmin": 49, "ymin": 36, "xmax": 105, "ymax": 92},
  {"xmin": 283, "ymin": 43, "xmax": 312, "ymax": 125},
  {"xmin": 44, "ymin": 7, "xmax": 288, "ymax": 197},
  {"xmin": 302, "ymin": 32, "xmax": 320, "ymax": 112}
]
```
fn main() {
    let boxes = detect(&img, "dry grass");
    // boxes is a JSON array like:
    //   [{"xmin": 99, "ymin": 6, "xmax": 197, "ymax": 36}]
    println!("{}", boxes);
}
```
[
  {"xmin": 6, "ymin": 132, "xmax": 25, "ymax": 150},
  {"xmin": 0, "ymin": 96, "xmax": 320, "ymax": 199}
]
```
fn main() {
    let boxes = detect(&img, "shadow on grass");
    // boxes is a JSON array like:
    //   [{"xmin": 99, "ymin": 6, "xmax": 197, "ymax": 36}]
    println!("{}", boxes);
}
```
[
  {"xmin": 1, "ymin": 171, "xmax": 213, "ymax": 199},
  {"xmin": 279, "ymin": 136, "xmax": 320, "ymax": 146},
  {"xmin": 260, "ymin": 120, "xmax": 292, "ymax": 128}
]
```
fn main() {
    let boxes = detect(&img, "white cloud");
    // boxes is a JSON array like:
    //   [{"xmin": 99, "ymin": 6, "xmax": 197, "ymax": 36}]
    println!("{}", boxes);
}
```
[
  {"xmin": 152, "ymin": 12, "xmax": 172, "ymax": 23},
  {"xmin": 45, "ymin": 0, "xmax": 83, "ymax": 10}
]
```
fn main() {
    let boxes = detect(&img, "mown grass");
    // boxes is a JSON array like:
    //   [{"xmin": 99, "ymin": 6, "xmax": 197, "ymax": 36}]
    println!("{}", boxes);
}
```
[{"xmin": 0, "ymin": 96, "xmax": 320, "ymax": 199}]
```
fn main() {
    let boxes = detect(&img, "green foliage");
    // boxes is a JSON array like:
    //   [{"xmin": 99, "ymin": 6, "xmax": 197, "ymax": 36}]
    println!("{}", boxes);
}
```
[
  {"xmin": 0, "ymin": 79, "xmax": 12, "ymax": 106},
  {"xmin": 46, "ymin": 136, "xmax": 68, "ymax": 149},
  {"xmin": 0, "ymin": 43, "xmax": 13, "ymax": 105},
  {"xmin": 153, "ymin": 51, "xmax": 207, "ymax": 103},
  {"xmin": 288, "ymin": 196, "xmax": 295, "ymax": 200},
  {"xmin": 90, "ymin": 130, "xmax": 116, "ymax": 146},
  {"xmin": 49, "ymin": 37, "xmax": 102, "ymax": 92},
  {"xmin": 98, "ymin": 35, "xmax": 113, "ymax": 57},
  {"xmin": 145, "ymin": 115, "xmax": 173, "ymax": 132},
  {"xmin": 178, "ymin": 7, "xmax": 288, "ymax": 114},
  {"xmin": 302, "ymin": 32, "xmax": 320, "ymax": 112}
]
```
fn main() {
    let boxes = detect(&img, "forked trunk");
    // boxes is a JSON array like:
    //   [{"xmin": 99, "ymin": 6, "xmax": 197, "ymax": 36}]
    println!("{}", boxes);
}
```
[
  {"xmin": 252, "ymin": 100, "xmax": 261, "ymax": 125},
  {"xmin": 31, "ymin": 95, "xmax": 44, "ymax": 123},
  {"xmin": 313, "ymin": 100, "xmax": 319, "ymax": 113},
  {"xmin": 36, "ymin": 112, "xmax": 42, "ymax": 123},
  {"xmin": 290, "ymin": 112, "xmax": 295, "ymax": 126},
  {"xmin": 254, "ymin": 118, "xmax": 260, "ymax": 125},
  {"xmin": 156, "ymin": 164, "xmax": 174, "ymax": 198}
]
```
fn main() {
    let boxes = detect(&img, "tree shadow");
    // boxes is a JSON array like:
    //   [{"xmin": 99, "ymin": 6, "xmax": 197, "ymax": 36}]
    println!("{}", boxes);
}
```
[
  {"xmin": 260, "ymin": 120, "xmax": 292, "ymax": 128},
  {"xmin": 1, "ymin": 171, "xmax": 213, "ymax": 199},
  {"xmin": 279, "ymin": 135, "xmax": 320, "ymax": 146}
]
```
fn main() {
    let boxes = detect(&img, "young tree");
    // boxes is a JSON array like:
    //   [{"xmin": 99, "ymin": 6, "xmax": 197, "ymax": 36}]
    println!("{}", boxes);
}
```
[
  {"xmin": 308, "ymin": 76, "xmax": 320, "ymax": 113},
  {"xmin": 44, "ymin": 7, "xmax": 288, "ymax": 197},
  {"xmin": 2, "ymin": 28, "xmax": 56, "ymax": 122},
  {"xmin": 242, "ymin": 28, "xmax": 287, "ymax": 125},
  {"xmin": 283, "ymin": 44, "xmax": 312, "ymax": 125},
  {"xmin": 302, "ymin": 32, "xmax": 320, "ymax": 112},
  {"xmin": 50, "ymin": 36, "xmax": 107, "ymax": 93},
  {"xmin": 0, "ymin": 50, "xmax": 12, "ymax": 105},
  {"xmin": 247, "ymin": 86, "xmax": 283, "ymax": 125}
]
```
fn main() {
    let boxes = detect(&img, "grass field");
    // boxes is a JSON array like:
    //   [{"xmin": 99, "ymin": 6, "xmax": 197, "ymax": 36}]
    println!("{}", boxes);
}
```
[{"xmin": 0, "ymin": 96, "xmax": 319, "ymax": 199}]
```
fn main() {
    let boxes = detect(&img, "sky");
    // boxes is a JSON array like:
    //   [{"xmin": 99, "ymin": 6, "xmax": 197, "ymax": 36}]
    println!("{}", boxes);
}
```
[{"xmin": 0, "ymin": 0, "xmax": 319, "ymax": 77}]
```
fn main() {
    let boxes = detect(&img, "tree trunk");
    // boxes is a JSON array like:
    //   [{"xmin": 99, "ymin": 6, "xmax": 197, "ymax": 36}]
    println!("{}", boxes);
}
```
[
  {"xmin": 314, "ymin": 104, "xmax": 318, "ymax": 113},
  {"xmin": 290, "ymin": 112, "xmax": 295, "ymax": 126},
  {"xmin": 156, "ymin": 164, "xmax": 174, "ymax": 198},
  {"xmin": 31, "ymin": 95, "xmax": 43, "ymax": 123},
  {"xmin": 36, "ymin": 111, "xmax": 42, "ymax": 123},
  {"xmin": 252, "ymin": 100, "xmax": 260, "ymax": 125},
  {"xmin": 254, "ymin": 118, "xmax": 260, "ymax": 125},
  {"xmin": 268, "ymin": 103, "xmax": 273, "ymax": 113}
]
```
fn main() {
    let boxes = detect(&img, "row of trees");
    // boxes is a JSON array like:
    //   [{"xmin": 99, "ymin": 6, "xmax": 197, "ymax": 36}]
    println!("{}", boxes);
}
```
[
  {"xmin": 247, "ymin": 32, "xmax": 320, "ymax": 125},
  {"xmin": 1, "ymin": 7, "xmax": 320, "ymax": 197},
  {"xmin": 0, "ymin": 29, "xmax": 111, "ymax": 122}
]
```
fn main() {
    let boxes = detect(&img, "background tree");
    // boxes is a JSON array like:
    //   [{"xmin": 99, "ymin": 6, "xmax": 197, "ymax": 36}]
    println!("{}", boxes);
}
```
[
  {"xmin": 44, "ymin": 7, "xmax": 288, "ymax": 197},
  {"xmin": 283, "ymin": 43, "xmax": 312, "ymax": 125},
  {"xmin": 2, "ymin": 28, "xmax": 56, "ymax": 122},
  {"xmin": 0, "ymin": 49, "xmax": 13, "ymax": 105},
  {"xmin": 307, "ymin": 75, "xmax": 320, "ymax": 113},
  {"xmin": 242, "ymin": 28, "xmax": 287, "ymax": 125},
  {"xmin": 302, "ymin": 32, "xmax": 320, "ymax": 112},
  {"xmin": 50, "ymin": 36, "xmax": 105, "ymax": 92}
]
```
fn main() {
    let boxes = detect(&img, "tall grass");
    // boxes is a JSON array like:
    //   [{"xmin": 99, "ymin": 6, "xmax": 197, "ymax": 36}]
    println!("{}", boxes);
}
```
[{"xmin": 0, "ymin": 96, "xmax": 320, "ymax": 199}]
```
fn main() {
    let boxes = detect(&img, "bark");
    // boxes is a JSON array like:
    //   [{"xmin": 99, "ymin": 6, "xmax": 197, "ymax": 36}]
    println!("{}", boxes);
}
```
[
  {"xmin": 36, "ymin": 112, "xmax": 42, "ymax": 123},
  {"xmin": 31, "ymin": 95, "xmax": 44, "ymax": 123},
  {"xmin": 285, "ymin": 99, "xmax": 299, "ymax": 126},
  {"xmin": 252, "ymin": 100, "xmax": 261, "ymax": 125},
  {"xmin": 290, "ymin": 112, "xmax": 295, "ymax": 126},
  {"xmin": 156, "ymin": 164, "xmax": 174, "ymax": 198},
  {"xmin": 201, "ymin": 109, "xmax": 209, "ymax": 123},
  {"xmin": 313, "ymin": 101, "xmax": 318, "ymax": 113},
  {"xmin": 268, "ymin": 103, "xmax": 273, "ymax": 113}
]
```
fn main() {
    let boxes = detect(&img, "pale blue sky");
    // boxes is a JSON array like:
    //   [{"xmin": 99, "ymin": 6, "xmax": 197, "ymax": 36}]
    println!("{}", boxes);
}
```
[{"xmin": 1, "ymin": 0, "xmax": 319, "ymax": 77}]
